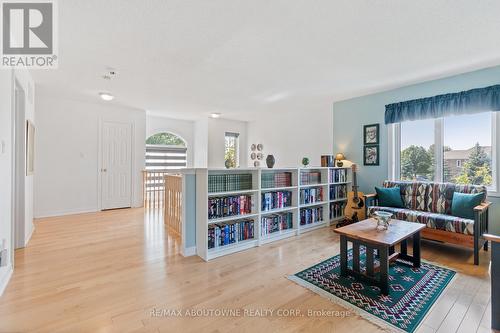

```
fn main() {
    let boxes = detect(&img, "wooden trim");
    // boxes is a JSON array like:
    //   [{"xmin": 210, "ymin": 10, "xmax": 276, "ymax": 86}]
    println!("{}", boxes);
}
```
[
  {"xmin": 474, "ymin": 201, "xmax": 492, "ymax": 212},
  {"xmin": 484, "ymin": 234, "xmax": 500, "ymax": 243},
  {"xmin": 363, "ymin": 193, "xmax": 377, "ymax": 199},
  {"xmin": 421, "ymin": 228, "xmax": 474, "ymax": 248}
]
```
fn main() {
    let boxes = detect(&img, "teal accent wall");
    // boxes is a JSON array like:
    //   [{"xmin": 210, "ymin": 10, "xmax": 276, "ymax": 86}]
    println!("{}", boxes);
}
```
[
  {"xmin": 333, "ymin": 65, "xmax": 500, "ymax": 235},
  {"xmin": 184, "ymin": 174, "xmax": 196, "ymax": 248}
]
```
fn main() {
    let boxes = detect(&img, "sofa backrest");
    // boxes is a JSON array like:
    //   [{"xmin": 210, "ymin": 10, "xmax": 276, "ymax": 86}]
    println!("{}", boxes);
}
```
[{"xmin": 382, "ymin": 181, "xmax": 487, "ymax": 215}]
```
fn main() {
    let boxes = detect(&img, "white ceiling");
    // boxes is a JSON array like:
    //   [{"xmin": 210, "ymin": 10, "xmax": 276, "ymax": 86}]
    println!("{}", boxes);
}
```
[{"xmin": 33, "ymin": 0, "xmax": 500, "ymax": 121}]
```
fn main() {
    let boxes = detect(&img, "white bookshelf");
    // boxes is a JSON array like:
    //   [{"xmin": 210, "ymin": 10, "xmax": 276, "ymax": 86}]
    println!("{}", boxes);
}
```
[{"xmin": 195, "ymin": 166, "xmax": 350, "ymax": 261}]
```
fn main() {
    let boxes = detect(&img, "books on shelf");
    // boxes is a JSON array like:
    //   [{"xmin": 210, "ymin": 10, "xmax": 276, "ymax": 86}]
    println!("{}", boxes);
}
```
[
  {"xmin": 260, "ymin": 212, "xmax": 294, "ymax": 237},
  {"xmin": 208, "ymin": 219, "xmax": 255, "ymax": 249},
  {"xmin": 261, "ymin": 172, "xmax": 292, "ymax": 189},
  {"xmin": 300, "ymin": 171, "xmax": 321, "ymax": 185},
  {"xmin": 329, "ymin": 184, "xmax": 347, "ymax": 200},
  {"xmin": 261, "ymin": 191, "xmax": 292, "ymax": 211},
  {"xmin": 299, "ymin": 187, "xmax": 324, "ymax": 205},
  {"xmin": 321, "ymin": 155, "xmax": 335, "ymax": 167},
  {"xmin": 330, "ymin": 168, "xmax": 347, "ymax": 183},
  {"xmin": 208, "ymin": 173, "xmax": 253, "ymax": 193},
  {"xmin": 330, "ymin": 202, "xmax": 345, "ymax": 219},
  {"xmin": 300, "ymin": 206, "xmax": 324, "ymax": 225},
  {"xmin": 208, "ymin": 195, "xmax": 252, "ymax": 219}
]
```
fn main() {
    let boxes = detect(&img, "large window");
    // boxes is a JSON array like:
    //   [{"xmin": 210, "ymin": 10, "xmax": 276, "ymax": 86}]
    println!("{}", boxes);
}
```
[
  {"xmin": 145, "ymin": 132, "xmax": 187, "ymax": 170},
  {"xmin": 393, "ymin": 112, "xmax": 496, "ymax": 191},
  {"xmin": 224, "ymin": 132, "xmax": 239, "ymax": 168}
]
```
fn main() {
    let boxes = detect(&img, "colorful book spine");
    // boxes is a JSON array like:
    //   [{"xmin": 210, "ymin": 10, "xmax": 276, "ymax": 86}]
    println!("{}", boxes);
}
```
[
  {"xmin": 261, "ymin": 191, "xmax": 292, "ymax": 211},
  {"xmin": 208, "ymin": 219, "xmax": 255, "ymax": 249},
  {"xmin": 329, "ymin": 184, "xmax": 347, "ymax": 200},
  {"xmin": 299, "ymin": 187, "xmax": 324, "ymax": 204},
  {"xmin": 261, "ymin": 172, "xmax": 292, "ymax": 189},
  {"xmin": 329, "ymin": 169, "xmax": 347, "ymax": 183},
  {"xmin": 260, "ymin": 212, "xmax": 294, "ymax": 237},
  {"xmin": 329, "ymin": 202, "xmax": 345, "ymax": 219},
  {"xmin": 300, "ymin": 206, "xmax": 324, "ymax": 225},
  {"xmin": 208, "ymin": 195, "xmax": 252, "ymax": 219}
]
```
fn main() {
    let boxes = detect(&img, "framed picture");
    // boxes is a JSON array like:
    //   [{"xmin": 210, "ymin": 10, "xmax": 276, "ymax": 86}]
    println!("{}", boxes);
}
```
[
  {"xmin": 26, "ymin": 120, "xmax": 35, "ymax": 175},
  {"xmin": 364, "ymin": 145, "xmax": 379, "ymax": 166},
  {"xmin": 364, "ymin": 123, "xmax": 379, "ymax": 145}
]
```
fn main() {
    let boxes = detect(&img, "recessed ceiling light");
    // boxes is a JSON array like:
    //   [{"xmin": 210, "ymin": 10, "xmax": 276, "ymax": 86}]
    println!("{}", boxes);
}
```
[
  {"xmin": 99, "ymin": 92, "xmax": 114, "ymax": 101},
  {"xmin": 210, "ymin": 113, "xmax": 221, "ymax": 118}
]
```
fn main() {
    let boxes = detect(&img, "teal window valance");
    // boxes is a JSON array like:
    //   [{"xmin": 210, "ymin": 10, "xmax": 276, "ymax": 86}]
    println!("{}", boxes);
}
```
[{"xmin": 385, "ymin": 84, "xmax": 500, "ymax": 124}]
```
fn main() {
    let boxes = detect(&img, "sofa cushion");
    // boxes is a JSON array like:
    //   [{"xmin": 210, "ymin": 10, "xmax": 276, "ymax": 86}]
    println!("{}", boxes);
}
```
[
  {"xmin": 368, "ymin": 206, "xmax": 475, "ymax": 235},
  {"xmin": 383, "ymin": 181, "xmax": 428, "ymax": 211},
  {"xmin": 451, "ymin": 192, "xmax": 484, "ymax": 219},
  {"xmin": 375, "ymin": 186, "xmax": 404, "ymax": 208},
  {"xmin": 426, "ymin": 183, "xmax": 454, "ymax": 215}
]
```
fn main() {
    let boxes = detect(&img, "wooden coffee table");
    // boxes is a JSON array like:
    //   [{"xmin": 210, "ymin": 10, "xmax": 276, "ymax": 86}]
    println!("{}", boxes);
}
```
[{"xmin": 334, "ymin": 218, "xmax": 425, "ymax": 295}]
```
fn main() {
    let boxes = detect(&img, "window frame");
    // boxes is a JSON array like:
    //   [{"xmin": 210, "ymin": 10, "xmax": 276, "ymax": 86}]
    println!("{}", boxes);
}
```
[
  {"xmin": 224, "ymin": 132, "xmax": 240, "ymax": 168},
  {"xmin": 389, "ymin": 112, "xmax": 498, "ymax": 196}
]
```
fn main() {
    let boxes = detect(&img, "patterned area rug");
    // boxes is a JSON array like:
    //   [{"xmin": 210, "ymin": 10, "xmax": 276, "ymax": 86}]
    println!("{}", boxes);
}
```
[{"xmin": 290, "ymin": 248, "xmax": 456, "ymax": 333}]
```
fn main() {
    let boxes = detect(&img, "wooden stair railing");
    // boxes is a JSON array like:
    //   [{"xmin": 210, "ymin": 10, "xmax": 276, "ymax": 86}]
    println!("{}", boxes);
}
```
[{"xmin": 164, "ymin": 174, "xmax": 182, "ymax": 236}]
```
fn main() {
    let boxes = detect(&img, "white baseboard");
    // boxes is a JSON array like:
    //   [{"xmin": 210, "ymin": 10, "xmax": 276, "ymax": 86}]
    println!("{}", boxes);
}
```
[
  {"xmin": 181, "ymin": 246, "xmax": 196, "ymax": 257},
  {"xmin": 25, "ymin": 223, "xmax": 34, "ymax": 245},
  {"xmin": 34, "ymin": 207, "xmax": 98, "ymax": 219},
  {"xmin": 0, "ymin": 264, "xmax": 13, "ymax": 296}
]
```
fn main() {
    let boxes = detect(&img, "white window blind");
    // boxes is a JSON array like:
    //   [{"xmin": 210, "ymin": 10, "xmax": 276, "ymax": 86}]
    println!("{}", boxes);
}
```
[{"xmin": 145, "ymin": 144, "xmax": 187, "ymax": 170}]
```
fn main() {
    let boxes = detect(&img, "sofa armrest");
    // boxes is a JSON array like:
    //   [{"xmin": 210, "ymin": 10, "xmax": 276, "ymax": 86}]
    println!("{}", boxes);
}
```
[
  {"xmin": 474, "ymin": 201, "xmax": 491, "ymax": 212},
  {"xmin": 364, "ymin": 193, "xmax": 378, "ymax": 199}
]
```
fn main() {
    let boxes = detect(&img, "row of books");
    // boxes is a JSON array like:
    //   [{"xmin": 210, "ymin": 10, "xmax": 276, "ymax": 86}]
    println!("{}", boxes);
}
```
[
  {"xmin": 300, "ymin": 206, "xmax": 324, "ymax": 225},
  {"xmin": 261, "ymin": 191, "xmax": 292, "ymax": 211},
  {"xmin": 330, "ymin": 168, "xmax": 348, "ymax": 183},
  {"xmin": 329, "ymin": 184, "xmax": 348, "ymax": 200},
  {"xmin": 300, "ymin": 171, "xmax": 322, "ymax": 185},
  {"xmin": 208, "ymin": 195, "xmax": 252, "ymax": 219},
  {"xmin": 260, "ymin": 212, "xmax": 294, "ymax": 237},
  {"xmin": 330, "ymin": 202, "xmax": 345, "ymax": 219},
  {"xmin": 261, "ymin": 172, "xmax": 293, "ymax": 189},
  {"xmin": 208, "ymin": 219, "xmax": 255, "ymax": 249},
  {"xmin": 300, "ymin": 187, "xmax": 324, "ymax": 205},
  {"xmin": 321, "ymin": 155, "xmax": 336, "ymax": 167},
  {"xmin": 208, "ymin": 174, "xmax": 253, "ymax": 193}
]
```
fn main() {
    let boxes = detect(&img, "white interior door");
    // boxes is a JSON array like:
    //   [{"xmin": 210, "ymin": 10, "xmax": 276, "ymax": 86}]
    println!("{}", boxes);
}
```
[{"xmin": 101, "ymin": 121, "xmax": 133, "ymax": 210}]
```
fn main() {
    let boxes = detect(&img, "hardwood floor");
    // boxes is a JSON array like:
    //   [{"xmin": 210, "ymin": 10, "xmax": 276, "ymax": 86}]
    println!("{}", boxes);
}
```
[{"xmin": 0, "ymin": 208, "xmax": 493, "ymax": 333}]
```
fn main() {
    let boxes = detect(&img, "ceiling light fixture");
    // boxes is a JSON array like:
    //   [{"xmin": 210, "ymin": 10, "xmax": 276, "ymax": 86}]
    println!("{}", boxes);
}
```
[
  {"xmin": 210, "ymin": 113, "xmax": 221, "ymax": 118},
  {"xmin": 99, "ymin": 92, "xmax": 114, "ymax": 101}
]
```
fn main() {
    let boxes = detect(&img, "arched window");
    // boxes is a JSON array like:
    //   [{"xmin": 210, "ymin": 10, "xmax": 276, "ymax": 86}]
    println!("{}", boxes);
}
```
[{"xmin": 145, "ymin": 132, "xmax": 187, "ymax": 170}]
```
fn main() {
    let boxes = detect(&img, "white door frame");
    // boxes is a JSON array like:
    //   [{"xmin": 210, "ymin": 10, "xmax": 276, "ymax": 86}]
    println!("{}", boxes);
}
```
[
  {"xmin": 12, "ymin": 79, "xmax": 25, "ymax": 250},
  {"xmin": 97, "ymin": 118, "xmax": 135, "ymax": 210}
]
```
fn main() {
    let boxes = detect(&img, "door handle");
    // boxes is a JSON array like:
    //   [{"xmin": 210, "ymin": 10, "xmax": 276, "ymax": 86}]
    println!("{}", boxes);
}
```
[{"xmin": 101, "ymin": 168, "xmax": 107, "ymax": 172}]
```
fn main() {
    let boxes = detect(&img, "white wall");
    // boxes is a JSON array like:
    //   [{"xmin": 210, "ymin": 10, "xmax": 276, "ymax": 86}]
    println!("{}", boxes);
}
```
[
  {"xmin": 146, "ymin": 115, "xmax": 194, "ymax": 167},
  {"xmin": 207, "ymin": 118, "xmax": 248, "ymax": 168},
  {"xmin": 0, "ymin": 70, "xmax": 13, "ymax": 294},
  {"xmin": 34, "ymin": 92, "xmax": 146, "ymax": 218},
  {"xmin": 247, "ymin": 109, "xmax": 333, "ymax": 167},
  {"xmin": 14, "ymin": 69, "xmax": 35, "ymax": 245},
  {"xmin": 193, "ymin": 118, "xmax": 208, "ymax": 168}
]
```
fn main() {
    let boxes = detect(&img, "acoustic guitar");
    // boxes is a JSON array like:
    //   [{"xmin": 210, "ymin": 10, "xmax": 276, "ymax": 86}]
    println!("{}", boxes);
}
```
[{"xmin": 344, "ymin": 164, "xmax": 365, "ymax": 222}]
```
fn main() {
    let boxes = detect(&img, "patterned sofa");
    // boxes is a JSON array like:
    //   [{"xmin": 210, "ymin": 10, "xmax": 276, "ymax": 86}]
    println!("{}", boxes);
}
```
[{"xmin": 364, "ymin": 181, "xmax": 490, "ymax": 265}]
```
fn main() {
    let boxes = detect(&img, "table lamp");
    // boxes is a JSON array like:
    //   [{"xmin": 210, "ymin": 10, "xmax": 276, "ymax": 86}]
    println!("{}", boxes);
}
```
[{"xmin": 335, "ymin": 153, "xmax": 345, "ymax": 167}]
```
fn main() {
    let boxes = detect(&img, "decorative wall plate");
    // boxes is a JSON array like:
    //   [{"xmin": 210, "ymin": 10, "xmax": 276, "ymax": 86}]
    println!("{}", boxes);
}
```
[
  {"xmin": 254, "ymin": 161, "xmax": 260, "ymax": 167},
  {"xmin": 251, "ymin": 144, "xmax": 256, "ymax": 151},
  {"xmin": 257, "ymin": 144, "xmax": 263, "ymax": 151},
  {"xmin": 257, "ymin": 153, "xmax": 263, "ymax": 160},
  {"xmin": 251, "ymin": 152, "xmax": 257, "ymax": 160}
]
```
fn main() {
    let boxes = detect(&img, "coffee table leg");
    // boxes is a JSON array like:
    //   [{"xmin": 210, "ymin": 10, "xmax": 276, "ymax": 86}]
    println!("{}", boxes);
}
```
[
  {"xmin": 380, "ymin": 246, "xmax": 389, "ymax": 295},
  {"xmin": 401, "ymin": 239, "xmax": 408, "ymax": 256},
  {"xmin": 366, "ymin": 246, "xmax": 374, "ymax": 277},
  {"xmin": 340, "ymin": 235, "xmax": 347, "ymax": 276},
  {"xmin": 352, "ymin": 241, "xmax": 360, "ymax": 273},
  {"xmin": 413, "ymin": 232, "xmax": 421, "ymax": 268}
]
